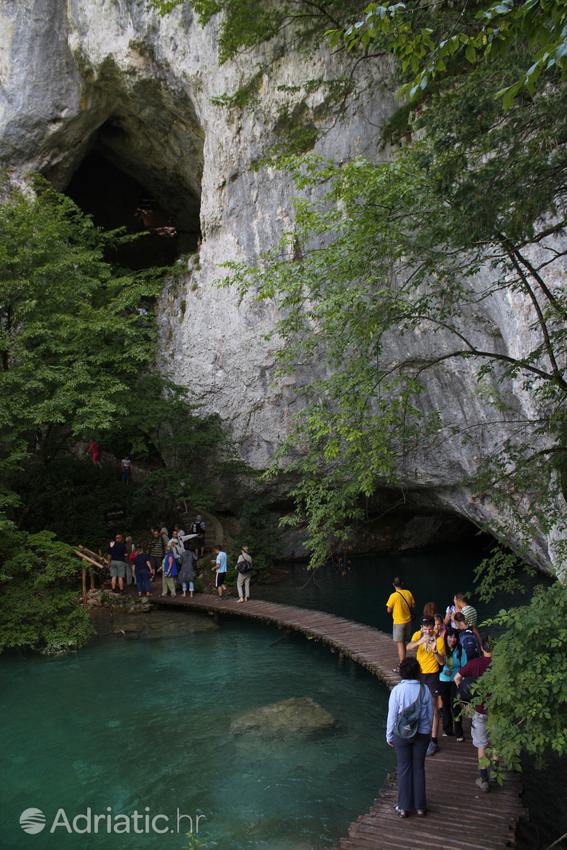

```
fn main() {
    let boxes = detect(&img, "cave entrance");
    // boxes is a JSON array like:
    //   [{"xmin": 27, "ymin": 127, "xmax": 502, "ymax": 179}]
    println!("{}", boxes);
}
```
[
  {"xmin": 66, "ymin": 151, "xmax": 200, "ymax": 270},
  {"xmin": 62, "ymin": 104, "xmax": 203, "ymax": 271}
]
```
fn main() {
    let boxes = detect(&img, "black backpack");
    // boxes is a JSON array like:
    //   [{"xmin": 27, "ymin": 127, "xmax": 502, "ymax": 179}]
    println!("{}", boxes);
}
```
[
  {"xmin": 458, "ymin": 676, "xmax": 478, "ymax": 703},
  {"xmin": 393, "ymin": 685, "xmax": 427, "ymax": 739},
  {"xmin": 237, "ymin": 556, "xmax": 253, "ymax": 574}
]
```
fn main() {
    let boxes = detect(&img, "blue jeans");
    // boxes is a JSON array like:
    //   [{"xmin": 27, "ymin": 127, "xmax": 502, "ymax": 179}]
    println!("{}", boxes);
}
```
[
  {"xmin": 136, "ymin": 572, "xmax": 151, "ymax": 594},
  {"xmin": 393, "ymin": 732, "xmax": 430, "ymax": 812}
]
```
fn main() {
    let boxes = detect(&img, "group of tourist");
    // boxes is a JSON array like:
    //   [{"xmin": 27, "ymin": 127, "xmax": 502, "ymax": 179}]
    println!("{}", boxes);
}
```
[
  {"xmin": 106, "ymin": 515, "xmax": 254, "ymax": 602},
  {"xmin": 385, "ymin": 576, "xmax": 494, "ymax": 818}
]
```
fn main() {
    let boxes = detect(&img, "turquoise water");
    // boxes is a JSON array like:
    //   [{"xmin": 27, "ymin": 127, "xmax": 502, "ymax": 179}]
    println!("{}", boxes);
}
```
[{"xmin": 0, "ymin": 615, "xmax": 393, "ymax": 850}]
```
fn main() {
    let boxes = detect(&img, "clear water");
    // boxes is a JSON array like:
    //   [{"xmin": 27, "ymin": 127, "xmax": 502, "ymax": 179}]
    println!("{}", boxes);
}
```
[
  {"xmin": 0, "ymin": 615, "xmax": 393, "ymax": 850},
  {"xmin": 256, "ymin": 545, "xmax": 536, "ymax": 629}
]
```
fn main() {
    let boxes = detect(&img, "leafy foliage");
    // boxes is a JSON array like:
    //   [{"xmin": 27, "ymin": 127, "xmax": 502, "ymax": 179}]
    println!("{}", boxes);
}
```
[
  {"xmin": 0, "ymin": 523, "xmax": 93, "ymax": 653},
  {"xmin": 336, "ymin": 0, "xmax": 567, "ymax": 105},
  {"xmin": 0, "ymin": 181, "xmax": 239, "ymax": 650},
  {"xmin": 0, "ymin": 180, "xmax": 161, "ymax": 508},
  {"xmin": 227, "ymin": 493, "xmax": 283, "ymax": 575},
  {"xmin": 476, "ymin": 582, "xmax": 567, "ymax": 769}
]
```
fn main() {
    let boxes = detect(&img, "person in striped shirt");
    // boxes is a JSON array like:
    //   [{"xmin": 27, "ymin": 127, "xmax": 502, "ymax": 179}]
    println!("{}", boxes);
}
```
[{"xmin": 454, "ymin": 592, "xmax": 478, "ymax": 628}]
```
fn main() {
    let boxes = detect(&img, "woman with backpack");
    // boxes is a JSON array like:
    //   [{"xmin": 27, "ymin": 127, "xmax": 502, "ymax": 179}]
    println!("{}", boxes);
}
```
[
  {"xmin": 386, "ymin": 656, "xmax": 434, "ymax": 818},
  {"xmin": 235, "ymin": 545, "xmax": 253, "ymax": 602},
  {"xmin": 438, "ymin": 627, "xmax": 467, "ymax": 741}
]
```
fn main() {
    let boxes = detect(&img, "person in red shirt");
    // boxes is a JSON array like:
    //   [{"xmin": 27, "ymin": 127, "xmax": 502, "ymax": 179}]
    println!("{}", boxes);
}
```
[
  {"xmin": 455, "ymin": 637, "xmax": 493, "ymax": 791},
  {"xmin": 86, "ymin": 440, "xmax": 101, "ymax": 465}
]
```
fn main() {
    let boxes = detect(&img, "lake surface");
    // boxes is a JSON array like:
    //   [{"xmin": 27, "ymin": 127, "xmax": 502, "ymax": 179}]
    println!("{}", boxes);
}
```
[
  {"xmin": 2, "ymin": 544, "xmax": 554, "ymax": 850},
  {"xmin": 256, "ymin": 545, "xmax": 518, "ymax": 630},
  {"xmin": 0, "ymin": 614, "xmax": 393, "ymax": 850}
]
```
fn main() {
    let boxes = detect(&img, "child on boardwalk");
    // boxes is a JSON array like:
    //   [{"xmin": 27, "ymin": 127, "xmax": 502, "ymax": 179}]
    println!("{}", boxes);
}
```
[{"xmin": 133, "ymin": 545, "xmax": 153, "ymax": 597}]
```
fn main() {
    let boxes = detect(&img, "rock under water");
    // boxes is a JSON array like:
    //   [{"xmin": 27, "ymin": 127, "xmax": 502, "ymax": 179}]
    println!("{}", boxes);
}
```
[{"xmin": 230, "ymin": 696, "xmax": 336, "ymax": 739}]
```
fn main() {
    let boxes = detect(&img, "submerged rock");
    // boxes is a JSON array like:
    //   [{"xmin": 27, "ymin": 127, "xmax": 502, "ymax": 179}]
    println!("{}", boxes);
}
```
[
  {"xmin": 230, "ymin": 697, "xmax": 336, "ymax": 739},
  {"xmin": 90, "ymin": 606, "xmax": 218, "ymax": 639}
]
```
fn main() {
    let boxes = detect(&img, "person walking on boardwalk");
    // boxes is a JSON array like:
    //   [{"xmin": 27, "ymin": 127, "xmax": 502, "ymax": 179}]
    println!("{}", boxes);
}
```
[
  {"xmin": 438, "ymin": 627, "xmax": 467, "ymax": 741},
  {"xmin": 386, "ymin": 656, "xmax": 433, "ymax": 818},
  {"xmin": 133, "ymin": 545, "xmax": 153, "ymax": 597},
  {"xmin": 407, "ymin": 617, "xmax": 445, "ymax": 756},
  {"xmin": 178, "ymin": 547, "xmax": 198, "ymax": 597},
  {"xmin": 107, "ymin": 533, "xmax": 127, "ymax": 593},
  {"xmin": 386, "ymin": 577, "xmax": 415, "ymax": 671},
  {"xmin": 236, "ymin": 545, "xmax": 253, "ymax": 602},
  {"xmin": 161, "ymin": 544, "xmax": 178, "ymax": 597},
  {"xmin": 211, "ymin": 545, "xmax": 228, "ymax": 597},
  {"xmin": 455, "ymin": 637, "xmax": 493, "ymax": 792}
]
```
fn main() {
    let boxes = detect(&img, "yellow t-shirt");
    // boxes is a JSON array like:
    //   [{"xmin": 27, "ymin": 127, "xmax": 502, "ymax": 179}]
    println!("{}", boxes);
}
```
[
  {"xmin": 386, "ymin": 589, "xmax": 415, "ymax": 624},
  {"xmin": 411, "ymin": 630, "xmax": 445, "ymax": 674}
]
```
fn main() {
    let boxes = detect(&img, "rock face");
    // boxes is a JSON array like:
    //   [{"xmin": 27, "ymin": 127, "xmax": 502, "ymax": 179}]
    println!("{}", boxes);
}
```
[
  {"xmin": 230, "ymin": 696, "xmax": 336, "ymax": 739},
  {"xmin": 0, "ymin": 0, "xmax": 562, "ymax": 572}
]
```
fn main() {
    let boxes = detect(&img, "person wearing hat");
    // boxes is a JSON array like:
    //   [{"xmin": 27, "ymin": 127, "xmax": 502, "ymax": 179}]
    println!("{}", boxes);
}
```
[
  {"xmin": 235, "ymin": 546, "xmax": 253, "ymax": 602},
  {"xmin": 407, "ymin": 617, "xmax": 445, "ymax": 756}
]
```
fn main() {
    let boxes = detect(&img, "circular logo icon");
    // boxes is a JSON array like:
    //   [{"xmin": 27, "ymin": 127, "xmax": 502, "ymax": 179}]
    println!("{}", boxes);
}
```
[{"xmin": 19, "ymin": 808, "xmax": 46, "ymax": 835}]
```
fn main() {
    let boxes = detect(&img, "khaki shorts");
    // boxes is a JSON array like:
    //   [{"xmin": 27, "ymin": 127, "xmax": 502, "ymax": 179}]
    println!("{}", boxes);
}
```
[
  {"xmin": 393, "ymin": 621, "xmax": 412, "ymax": 642},
  {"xmin": 471, "ymin": 711, "xmax": 489, "ymax": 748}
]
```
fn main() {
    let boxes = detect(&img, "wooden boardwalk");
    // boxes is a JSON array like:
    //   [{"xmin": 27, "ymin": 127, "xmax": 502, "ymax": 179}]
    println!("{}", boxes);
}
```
[{"xmin": 150, "ymin": 592, "xmax": 525, "ymax": 850}]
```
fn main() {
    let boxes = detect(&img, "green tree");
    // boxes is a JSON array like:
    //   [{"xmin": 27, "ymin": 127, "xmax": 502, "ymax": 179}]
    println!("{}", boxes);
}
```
[
  {"xmin": 0, "ymin": 182, "xmax": 240, "ymax": 651},
  {"xmin": 337, "ymin": 0, "xmax": 567, "ymax": 105},
  {"xmin": 228, "ymin": 59, "xmax": 567, "ymax": 569},
  {"xmin": 0, "ymin": 180, "xmax": 161, "ymax": 510},
  {"xmin": 0, "ymin": 524, "xmax": 93, "ymax": 653},
  {"xmin": 475, "ymin": 582, "xmax": 567, "ymax": 770}
]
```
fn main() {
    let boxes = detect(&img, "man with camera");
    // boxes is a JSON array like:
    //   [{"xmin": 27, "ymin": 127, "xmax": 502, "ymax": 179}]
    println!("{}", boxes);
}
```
[{"xmin": 407, "ymin": 617, "xmax": 445, "ymax": 756}]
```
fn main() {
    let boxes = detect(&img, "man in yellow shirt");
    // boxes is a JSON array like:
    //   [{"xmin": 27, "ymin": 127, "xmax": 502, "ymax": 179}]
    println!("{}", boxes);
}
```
[
  {"xmin": 407, "ymin": 617, "xmax": 445, "ymax": 756},
  {"xmin": 386, "ymin": 577, "xmax": 415, "ymax": 670}
]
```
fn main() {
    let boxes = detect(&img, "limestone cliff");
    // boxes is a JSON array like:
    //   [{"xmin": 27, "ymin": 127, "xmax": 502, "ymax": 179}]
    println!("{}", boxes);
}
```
[{"xmin": 0, "ymin": 0, "xmax": 562, "ymax": 572}]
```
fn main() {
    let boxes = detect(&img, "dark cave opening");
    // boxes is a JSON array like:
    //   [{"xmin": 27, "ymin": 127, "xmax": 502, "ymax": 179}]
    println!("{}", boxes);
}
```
[{"xmin": 65, "ymin": 151, "xmax": 201, "ymax": 271}]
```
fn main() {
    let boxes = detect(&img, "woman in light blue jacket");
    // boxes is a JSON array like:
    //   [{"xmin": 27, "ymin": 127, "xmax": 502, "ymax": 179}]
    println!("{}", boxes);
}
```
[
  {"xmin": 438, "ymin": 627, "xmax": 467, "ymax": 741},
  {"xmin": 386, "ymin": 656, "xmax": 434, "ymax": 818}
]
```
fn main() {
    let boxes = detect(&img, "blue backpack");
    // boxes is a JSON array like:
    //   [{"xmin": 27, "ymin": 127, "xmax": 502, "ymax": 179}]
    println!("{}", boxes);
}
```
[
  {"xmin": 460, "ymin": 630, "xmax": 480, "ymax": 659},
  {"xmin": 394, "ymin": 685, "xmax": 427, "ymax": 739}
]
